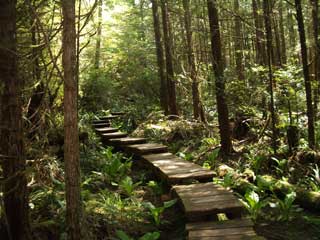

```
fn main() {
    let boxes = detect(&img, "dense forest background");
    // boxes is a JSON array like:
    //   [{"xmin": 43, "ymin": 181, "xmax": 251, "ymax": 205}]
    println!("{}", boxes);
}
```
[{"xmin": 1, "ymin": 0, "xmax": 320, "ymax": 239}]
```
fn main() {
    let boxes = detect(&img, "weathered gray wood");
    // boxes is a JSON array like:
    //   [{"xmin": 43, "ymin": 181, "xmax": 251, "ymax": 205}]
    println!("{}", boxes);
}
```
[
  {"xmin": 101, "ymin": 132, "xmax": 128, "ymax": 139},
  {"xmin": 95, "ymin": 127, "xmax": 118, "ymax": 133},
  {"xmin": 92, "ymin": 122, "xmax": 110, "ymax": 128},
  {"xmin": 108, "ymin": 137, "xmax": 147, "ymax": 145},
  {"xmin": 125, "ymin": 143, "xmax": 168, "ymax": 155},
  {"xmin": 141, "ymin": 153, "xmax": 177, "ymax": 161},
  {"xmin": 187, "ymin": 219, "xmax": 263, "ymax": 240},
  {"xmin": 111, "ymin": 111, "xmax": 125, "ymax": 116},
  {"xmin": 172, "ymin": 183, "xmax": 245, "ymax": 221},
  {"xmin": 92, "ymin": 119, "xmax": 109, "ymax": 124},
  {"xmin": 100, "ymin": 115, "xmax": 118, "ymax": 120},
  {"xmin": 186, "ymin": 218, "xmax": 253, "ymax": 231}
]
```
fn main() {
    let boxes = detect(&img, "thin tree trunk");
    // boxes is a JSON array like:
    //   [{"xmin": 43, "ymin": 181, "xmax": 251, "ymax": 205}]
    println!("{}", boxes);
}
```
[
  {"xmin": 161, "ymin": 0, "xmax": 178, "ymax": 115},
  {"xmin": 207, "ymin": 0, "xmax": 233, "ymax": 156},
  {"xmin": 234, "ymin": 0, "xmax": 245, "ymax": 81},
  {"xmin": 310, "ymin": 0, "xmax": 319, "ymax": 117},
  {"xmin": 279, "ymin": 1, "xmax": 287, "ymax": 65},
  {"xmin": 263, "ymin": 0, "xmax": 278, "ymax": 153},
  {"xmin": 62, "ymin": 0, "xmax": 82, "ymax": 239},
  {"xmin": 0, "ymin": 0, "xmax": 31, "ymax": 239},
  {"xmin": 182, "ymin": 0, "xmax": 202, "ymax": 120},
  {"xmin": 151, "ymin": 0, "xmax": 168, "ymax": 114},
  {"xmin": 295, "ymin": 0, "xmax": 316, "ymax": 148},
  {"xmin": 94, "ymin": 0, "xmax": 102, "ymax": 69}
]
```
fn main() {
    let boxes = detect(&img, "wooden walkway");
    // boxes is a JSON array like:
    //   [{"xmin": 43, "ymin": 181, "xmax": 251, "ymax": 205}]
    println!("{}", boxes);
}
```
[{"xmin": 92, "ymin": 114, "xmax": 264, "ymax": 240}]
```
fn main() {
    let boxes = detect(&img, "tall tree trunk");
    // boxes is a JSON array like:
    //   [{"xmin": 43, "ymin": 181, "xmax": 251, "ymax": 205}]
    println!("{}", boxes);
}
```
[
  {"xmin": 207, "ymin": 0, "xmax": 233, "ymax": 156},
  {"xmin": 310, "ymin": 0, "xmax": 319, "ymax": 116},
  {"xmin": 26, "ymin": 0, "xmax": 45, "ymax": 137},
  {"xmin": 295, "ymin": 0, "xmax": 316, "ymax": 148},
  {"xmin": 151, "ymin": 0, "xmax": 168, "ymax": 114},
  {"xmin": 279, "ymin": 1, "xmax": 287, "ymax": 65},
  {"xmin": 0, "ymin": 0, "xmax": 31, "ymax": 239},
  {"xmin": 161, "ymin": 0, "xmax": 178, "ymax": 115},
  {"xmin": 94, "ymin": 0, "xmax": 102, "ymax": 69},
  {"xmin": 182, "ymin": 0, "xmax": 202, "ymax": 120},
  {"xmin": 62, "ymin": 0, "xmax": 82, "ymax": 239},
  {"xmin": 252, "ymin": 0, "xmax": 266, "ymax": 65},
  {"xmin": 234, "ymin": 0, "xmax": 245, "ymax": 81},
  {"xmin": 263, "ymin": 0, "xmax": 278, "ymax": 153}
]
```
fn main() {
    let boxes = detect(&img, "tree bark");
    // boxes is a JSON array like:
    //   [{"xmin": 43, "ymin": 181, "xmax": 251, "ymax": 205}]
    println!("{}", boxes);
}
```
[
  {"xmin": 207, "ymin": 0, "xmax": 233, "ymax": 156},
  {"xmin": 234, "ymin": 0, "xmax": 245, "ymax": 81},
  {"xmin": 279, "ymin": 1, "xmax": 287, "ymax": 65},
  {"xmin": 295, "ymin": 0, "xmax": 316, "ymax": 149},
  {"xmin": 263, "ymin": 0, "xmax": 278, "ymax": 153},
  {"xmin": 62, "ymin": 0, "xmax": 82, "ymax": 239},
  {"xmin": 151, "ymin": 0, "xmax": 168, "ymax": 114},
  {"xmin": 252, "ymin": 0, "xmax": 266, "ymax": 65},
  {"xmin": 310, "ymin": 0, "xmax": 320, "ymax": 116},
  {"xmin": 0, "ymin": 0, "xmax": 31, "ymax": 239},
  {"xmin": 94, "ymin": 0, "xmax": 102, "ymax": 69},
  {"xmin": 161, "ymin": 0, "xmax": 178, "ymax": 115},
  {"xmin": 182, "ymin": 0, "xmax": 202, "ymax": 120}
]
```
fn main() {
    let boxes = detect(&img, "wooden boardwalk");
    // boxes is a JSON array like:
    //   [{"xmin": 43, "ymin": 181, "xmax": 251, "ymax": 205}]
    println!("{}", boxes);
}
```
[{"xmin": 92, "ymin": 114, "xmax": 264, "ymax": 240}]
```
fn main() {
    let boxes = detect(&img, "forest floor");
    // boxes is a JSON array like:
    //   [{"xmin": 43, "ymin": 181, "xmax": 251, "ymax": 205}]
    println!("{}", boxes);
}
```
[{"xmin": 13, "ymin": 111, "xmax": 320, "ymax": 240}]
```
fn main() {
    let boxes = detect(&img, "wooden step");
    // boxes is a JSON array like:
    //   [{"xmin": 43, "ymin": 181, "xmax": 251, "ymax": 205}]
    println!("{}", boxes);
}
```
[
  {"xmin": 111, "ymin": 111, "xmax": 126, "ymax": 116},
  {"xmin": 100, "ymin": 115, "xmax": 118, "ymax": 120},
  {"xmin": 101, "ymin": 132, "xmax": 128, "ymax": 140},
  {"xmin": 108, "ymin": 137, "xmax": 147, "ymax": 145},
  {"xmin": 92, "ymin": 119, "xmax": 109, "ymax": 124},
  {"xmin": 172, "ymin": 183, "xmax": 245, "ymax": 221},
  {"xmin": 187, "ymin": 219, "xmax": 263, "ymax": 240},
  {"xmin": 92, "ymin": 122, "xmax": 110, "ymax": 128},
  {"xmin": 142, "ymin": 156, "xmax": 214, "ymax": 184},
  {"xmin": 95, "ymin": 127, "xmax": 118, "ymax": 134},
  {"xmin": 125, "ymin": 143, "xmax": 168, "ymax": 155}
]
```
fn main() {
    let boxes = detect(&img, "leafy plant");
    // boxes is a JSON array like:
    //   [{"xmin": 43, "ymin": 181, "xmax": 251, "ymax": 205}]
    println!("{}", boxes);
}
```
[
  {"xmin": 115, "ymin": 230, "xmax": 160, "ymax": 240},
  {"xmin": 271, "ymin": 157, "xmax": 288, "ymax": 175},
  {"xmin": 276, "ymin": 191, "xmax": 299, "ymax": 221},
  {"xmin": 241, "ymin": 190, "xmax": 268, "ymax": 221},
  {"xmin": 119, "ymin": 176, "xmax": 141, "ymax": 197},
  {"xmin": 143, "ymin": 199, "xmax": 177, "ymax": 226}
]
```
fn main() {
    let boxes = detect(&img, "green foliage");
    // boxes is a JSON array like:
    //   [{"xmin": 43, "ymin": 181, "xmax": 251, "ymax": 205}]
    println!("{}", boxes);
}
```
[
  {"xmin": 241, "ymin": 190, "xmax": 269, "ymax": 221},
  {"xmin": 143, "ymin": 200, "xmax": 177, "ymax": 226},
  {"xmin": 116, "ymin": 230, "xmax": 160, "ymax": 240},
  {"xmin": 119, "ymin": 176, "xmax": 141, "ymax": 197}
]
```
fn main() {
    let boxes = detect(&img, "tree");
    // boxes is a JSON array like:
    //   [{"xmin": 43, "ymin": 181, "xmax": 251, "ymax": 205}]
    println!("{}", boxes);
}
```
[
  {"xmin": 151, "ymin": 0, "xmax": 168, "ymax": 114},
  {"xmin": 234, "ymin": 0, "xmax": 245, "ymax": 81},
  {"xmin": 0, "ymin": 0, "xmax": 32, "ymax": 239},
  {"xmin": 161, "ymin": 0, "xmax": 178, "ymax": 115},
  {"xmin": 295, "ymin": 0, "xmax": 316, "ymax": 149},
  {"xmin": 62, "ymin": 0, "xmax": 82, "ymax": 239},
  {"xmin": 94, "ymin": 0, "xmax": 102, "ymax": 70},
  {"xmin": 263, "ymin": 0, "xmax": 278, "ymax": 152},
  {"xmin": 310, "ymin": 0, "xmax": 319, "ymax": 115},
  {"xmin": 207, "ymin": 0, "xmax": 233, "ymax": 156},
  {"xmin": 182, "ymin": 0, "xmax": 203, "ymax": 121}
]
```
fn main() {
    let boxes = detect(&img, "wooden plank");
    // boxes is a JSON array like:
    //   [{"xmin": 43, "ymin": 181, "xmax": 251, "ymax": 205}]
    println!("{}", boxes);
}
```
[
  {"xmin": 101, "ymin": 132, "xmax": 128, "ymax": 139},
  {"xmin": 92, "ymin": 123, "xmax": 110, "ymax": 128},
  {"xmin": 187, "ymin": 219, "xmax": 265, "ymax": 240},
  {"xmin": 186, "ymin": 218, "xmax": 253, "ymax": 231},
  {"xmin": 108, "ymin": 137, "xmax": 147, "ymax": 145},
  {"xmin": 141, "ymin": 153, "xmax": 177, "ymax": 161},
  {"xmin": 172, "ymin": 183, "xmax": 244, "ymax": 220},
  {"xmin": 189, "ymin": 227, "xmax": 256, "ymax": 238},
  {"xmin": 92, "ymin": 120, "xmax": 109, "ymax": 124},
  {"xmin": 111, "ymin": 111, "xmax": 126, "ymax": 116},
  {"xmin": 141, "ymin": 156, "xmax": 214, "ymax": 184},
  {"xmin": 125, "ymin": 143, "xmax": 168, "ymax": 155},
  {"xmin": 100, "ymin": 115, "xmax": 118, "ymax": 120},
  {"xmin": 95, "ymin": 127, "xmax": 118, "ymax": 133}
]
